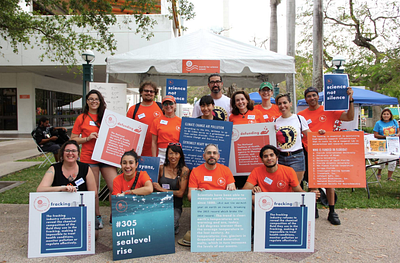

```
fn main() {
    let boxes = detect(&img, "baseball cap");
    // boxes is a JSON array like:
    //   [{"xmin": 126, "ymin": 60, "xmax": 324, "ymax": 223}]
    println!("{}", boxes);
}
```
[
  {"xmin": 162, "ymin": 95, "xmax": 176, "ymax": 103},
  {"xmin": 259, "ymin": 82, "xmax": 273, "ymax": 91},
  {"xmin": 304, "ymin": 87, "xmax": 319, "ymax": 97}
]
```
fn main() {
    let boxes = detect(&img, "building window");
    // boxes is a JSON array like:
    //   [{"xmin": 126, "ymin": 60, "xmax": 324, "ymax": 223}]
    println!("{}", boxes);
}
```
[
  {"xmin": 0, "ymin": 88, "xmax": 18, "ymax": 130},
  {"xmin": 35, "ymin": 89, "xmax": 81, "ymax": 127}
]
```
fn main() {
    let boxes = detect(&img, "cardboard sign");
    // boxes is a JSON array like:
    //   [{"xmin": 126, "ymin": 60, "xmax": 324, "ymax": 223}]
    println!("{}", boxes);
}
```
[
  {"xmin": 182, "ymin": 60, "xmax": 220, "ymax": 73},
  {"xmin": 308, "ymin": 131, "xmax": 366, "ymax": 188},
  {"xmin": 180, "ymin": 117, "xmax": 233, "ymax": 169},
  {"xmin": 92, "ymin": 109, "xmax": 147, "ymax": 167},
  {"xmin": 89, "ymin": 82, "xmax": 127, "ymax": 116},
  {"xmin": 28, "ymin": 192, "xmax": 95, "ymax": 258},
  {"xmin": 191, "ymin": 190, "xmax": 252, "ymax": 252},
  {"xmin": 166, "ymin": 79, "xmax": 187, "ymax": 103},
  {"xmin": 229, "ymin": 123, "xmax": 276, "ymax": 176},
  {"xmin": 323, "ymin": 74, "xmax": 349, "ymax": 111},
  {"xmin": 111, "ymin": 192, "xmax": 174, "ymax": 260},
  {"xmin": 254, "ymin": 192, "xmax": 315, "ymax": 252}
]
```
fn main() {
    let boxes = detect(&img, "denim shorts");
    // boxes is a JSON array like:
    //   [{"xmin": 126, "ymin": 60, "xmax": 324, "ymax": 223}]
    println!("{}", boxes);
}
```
[
  {"xmin": 278, "ymin": 151, "xmax": 305, "ymax": 172},
  {"xmin": 88, "ymin": 162, "xmax": 112, "ymax": 169}
]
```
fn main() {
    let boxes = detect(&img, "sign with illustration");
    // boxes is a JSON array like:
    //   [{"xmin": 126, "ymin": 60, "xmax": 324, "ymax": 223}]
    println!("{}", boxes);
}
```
[
  {"xmin": 254, "ymin": 192, "xmax": 315, "ymax": 252},
  {"xmin": 92, "ymin": 109, "xmax": 147, "ymax": 167},
  {"xmin": 111, "ymin": 192, "xmax": 174, "ymax": 260},
  {"xmin": 191, "ymin": 190, "xmax": 252, "ymax": 252},
  {"xmin": 229, "ymin": 123, "xmax": 276, "ymax": 176},
  {"xmin": 180, "ymin": 117, "xmax": 233, "ymax": 169},
  {"xmin": 28, "ymin": 192, "xmax": 95, "ymax": 258}
]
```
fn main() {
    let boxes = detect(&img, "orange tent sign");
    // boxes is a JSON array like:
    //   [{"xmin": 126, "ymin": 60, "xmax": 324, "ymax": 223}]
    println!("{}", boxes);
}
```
[
  {"xmin": 182, "ymin": 60, "xmax": 220, "ymax": 73},
  {"xmin": 308, "ymin": 131, "xmax": 366, "ymax": 188}
]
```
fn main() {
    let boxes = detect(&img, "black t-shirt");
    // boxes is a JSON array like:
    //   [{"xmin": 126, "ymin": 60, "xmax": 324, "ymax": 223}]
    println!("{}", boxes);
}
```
[{"xmin": 51, "ymin": 161, "xmax": 89, "ymax": 191}]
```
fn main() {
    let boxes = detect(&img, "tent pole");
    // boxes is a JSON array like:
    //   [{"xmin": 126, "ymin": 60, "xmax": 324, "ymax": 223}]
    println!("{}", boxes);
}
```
[
  {"xmin": 293, "ymin": 73, "xmax": 297, "ymax": 113},
  {"xmin": 106, "ymin": 73, "xmax": 109, "ymax": 83}
]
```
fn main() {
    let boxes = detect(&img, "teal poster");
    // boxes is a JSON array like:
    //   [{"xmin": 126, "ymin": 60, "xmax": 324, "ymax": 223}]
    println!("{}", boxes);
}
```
[
  {"xmin": 191, "ymin": 190, "xmax": 252, "ymax": 252},
  {"xmin": 112, "ymin": 192, "xmax": 175, "ymax": 260}
]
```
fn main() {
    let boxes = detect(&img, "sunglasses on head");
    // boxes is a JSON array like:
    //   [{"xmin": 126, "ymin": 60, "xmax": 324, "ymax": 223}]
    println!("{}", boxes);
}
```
[{"xmin": 168, "ymin": 142, "xmax": 182, "ymax": 148}]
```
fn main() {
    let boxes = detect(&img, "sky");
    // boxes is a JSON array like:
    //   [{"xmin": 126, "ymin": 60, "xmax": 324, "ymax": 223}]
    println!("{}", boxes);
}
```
[{"xmin": 184, "ymin": 0, "xmax": 289, "ymax": 55}]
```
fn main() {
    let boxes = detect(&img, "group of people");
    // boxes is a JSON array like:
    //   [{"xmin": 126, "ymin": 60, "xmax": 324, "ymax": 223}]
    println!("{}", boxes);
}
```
[{"xmin": 35, "ymin": 72, "xmax": 364, "ymax": 244}]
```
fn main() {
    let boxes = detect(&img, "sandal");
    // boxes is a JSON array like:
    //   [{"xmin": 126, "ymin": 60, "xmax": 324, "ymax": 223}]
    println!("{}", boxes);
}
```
[{"xmin": 387, "ymin": 178, "xmax": 395, "ymax": 181}]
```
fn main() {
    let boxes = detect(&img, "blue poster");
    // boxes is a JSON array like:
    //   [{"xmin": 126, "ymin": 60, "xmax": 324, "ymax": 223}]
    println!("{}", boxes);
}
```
[
  {"xmin": 111, "ymin": 192, "xmax": 174, "ymax": 260},
  {"xmin": 137, "ymin": 156, "xmax": 160, "ymax": 182},
  {"xmin": 323, "ymin": 74, "xmax": 349, "ymax": 111},
  {"xmin": 191, "ymin": 190, "xmax": 252, "ymax": 252},
  {"xmin": 180, "ymin": 117, "xmax": 233, "ymax": 169},
  {"xmin": 166, "ymin": 78, "xmax": 187, "ymax": 104}
]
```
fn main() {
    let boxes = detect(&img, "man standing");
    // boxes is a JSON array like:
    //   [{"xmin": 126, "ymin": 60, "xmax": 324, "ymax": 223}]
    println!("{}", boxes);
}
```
[
  {"xmin": 192, "ymin": 74, "xmax": 231, "ymax": 120},
  {"xmin": 127, "ymin": 81, "xmax": 163, "ymax": 156},
  {"xmin": 298, "ymin": 86, "xmax": 354, "ymax": 225},
  {"xmin": 188, "ymin": 144, "xmax": 236, "ymax": 201},
  {"xmin": 32, "ymin": 117, "xmax": 68, "ymax": 162}
]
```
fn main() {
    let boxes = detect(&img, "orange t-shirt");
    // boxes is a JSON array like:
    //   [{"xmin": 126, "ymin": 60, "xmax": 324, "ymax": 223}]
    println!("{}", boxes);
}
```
[
  {"xmin": 149, "ymin": 115, "xmax": 181, "ymax": 148},
  {"xmin": 112, "ymin": 171, "xmax": 152, "ymax": 195},
  {"xmin": 247, "ymin": 164, "xmax": 299, "ymax": 192},
  {"xmin": 189, "ymin": 163, "xmax": 235, "ymax": 190},
  {"xmin": 254, "ymin": 104, "xmax": 281, "ymax": 122},
  {"xmin": 228, "ymin": 109, "xmax": 265, "ymax": 125},
  {"xmin": 126, "ymin": 102, "xmax": 163, "ymax": 156},
  {"xmin": 72, "ymin": 113, "xmax": 100, "ymax": 164},
  {"xmin": 298, "ymin": 106, "xmax": 343, "ymax": 150}
]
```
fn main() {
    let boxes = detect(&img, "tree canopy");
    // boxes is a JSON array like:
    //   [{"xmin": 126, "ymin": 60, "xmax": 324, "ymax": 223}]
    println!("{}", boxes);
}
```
[{"xmin": 0, "ymin": 0, "xmax": 195, "ymax": 66}]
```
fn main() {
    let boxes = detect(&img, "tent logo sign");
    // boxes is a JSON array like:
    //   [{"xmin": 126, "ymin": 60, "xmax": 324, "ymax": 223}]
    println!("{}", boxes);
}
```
[{"xmin": 182, "ymin": 60, "xmax": 220, "ymax": 73}]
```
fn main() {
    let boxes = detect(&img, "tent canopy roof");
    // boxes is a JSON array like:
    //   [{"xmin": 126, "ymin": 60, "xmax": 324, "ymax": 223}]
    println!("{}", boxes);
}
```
[
  {"xmin": 297, "ymin": 88, "xmax": 399, "ymax": 106},
  {"xmin": 106, "ymin": 29, "xmax": 295, "ymax": 88}
]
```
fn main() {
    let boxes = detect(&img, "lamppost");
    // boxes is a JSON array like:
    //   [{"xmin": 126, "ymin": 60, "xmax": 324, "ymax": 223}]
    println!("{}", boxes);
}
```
[
  {"xmin": 81, "ymin": 50, "xmax": 95, "ymax": 108},
  {"xmin": 332, "ymin": 55, "xmax": 345, "ymax": 74}
]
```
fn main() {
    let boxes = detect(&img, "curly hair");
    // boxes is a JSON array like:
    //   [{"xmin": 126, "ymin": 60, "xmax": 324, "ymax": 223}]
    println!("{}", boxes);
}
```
[
  {"xmin": 58, "ymin": 140, "xmax": 80, "ymax": 163},
  {"xmin": 139, "ymin": 81, "xmax": 158, "ymax": 96},
  {"xmin": 230, "ymin": 90, "xmax": 254, "ymax": 115}
]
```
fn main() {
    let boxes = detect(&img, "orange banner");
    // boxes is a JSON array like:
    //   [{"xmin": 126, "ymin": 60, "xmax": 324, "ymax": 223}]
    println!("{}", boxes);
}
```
[
  {"xmin": 308, "ymin": 131, "xmax": 366, "ymax": 188},
  {"xmin": 182, "ymin": 60, "xmax": 220, "ymax": 73}
]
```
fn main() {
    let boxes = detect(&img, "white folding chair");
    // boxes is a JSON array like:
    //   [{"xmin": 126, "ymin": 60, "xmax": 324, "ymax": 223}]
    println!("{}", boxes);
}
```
[{"xmin": 31, "ymin": 131, "xmax": 55, "ymax": 168}]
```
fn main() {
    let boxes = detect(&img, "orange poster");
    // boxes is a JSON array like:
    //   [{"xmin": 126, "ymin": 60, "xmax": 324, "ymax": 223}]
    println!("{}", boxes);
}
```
[
  {"xmin": 308, "ymin": 131, "xmax": 366, "ymax": 188},
  {"xmin": 182, "ymin": 60, "xmax": 220, "ymax": 73}
]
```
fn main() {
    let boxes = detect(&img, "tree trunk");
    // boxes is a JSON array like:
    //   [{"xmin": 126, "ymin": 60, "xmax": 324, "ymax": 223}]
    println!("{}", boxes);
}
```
[
  {"xmin": 313, "ymin": 0, "xmax": 324, "ymax": 91},
  {"xmin": 270, "ymin": 0, "xmax": 280, "ymax": 52},
  {"xmin": 286, "ymin": 0, "xmax": 296, "ymax": 94}
]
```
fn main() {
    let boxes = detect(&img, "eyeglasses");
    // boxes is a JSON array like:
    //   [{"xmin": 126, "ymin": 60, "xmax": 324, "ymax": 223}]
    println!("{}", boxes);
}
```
[
  {"xmin": 168, "ymin": 142, "xmax": 182, "ymax": 148},
  {"xmin": 260, "ymin": 89, "xmax": 272, "ymax": 93},
  {"xmin": 87, "ymin": 98, "xmax": 99, "ymax": 102},
  {"xmin": 163, "ymin": 101, "xmax": 174, "ymax": 106},
  {"xmin": 143, "ymin": 89, "xmax": 155, "ymax": 94},
  {"xmin": 209, "ymin": 80, "xmax": 222, "ymax": 85},
  {"xmin": 65, "ymin": 149, "xmax": 78, "ymax": 153}
]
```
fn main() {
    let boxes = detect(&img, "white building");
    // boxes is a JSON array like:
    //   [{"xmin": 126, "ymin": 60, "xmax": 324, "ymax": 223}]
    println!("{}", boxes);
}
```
[{"xmin": 0, "ymin": 1, "xmax": 177, "ymax": 134}]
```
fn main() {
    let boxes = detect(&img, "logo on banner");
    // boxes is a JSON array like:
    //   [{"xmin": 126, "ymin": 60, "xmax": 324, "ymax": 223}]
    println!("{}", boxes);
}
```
[
  {"xmin": 258, "ymin": 195, "xmax": 273, "ymax": 211},
  {"xmin": 106, "ymin": 114, "xmax": 117, "ymax": 128},
  {"xmin": 116, "ymin": 200, "xmax": 128, "ymax": 213},
  {"xmin": 319, "ymin": 115, "xmax": 327, "ymax": 122},
  {"xmin": 232, "ymin": 128, "xmax": 240, "ymax": 141},
  {"xmin": 182, "ymin": 60, "xmax": 220, "ymax": 73},
  {"xmin": 276, "ymin": 126, "xmax": 297, "ymax": 149},
  {"xmin": 217, "ymin": 177, "xmax": 226, "ymax": 187},
  {"xmin": 277, "ymin": 180, "xmax": 287, "ymax": 189},
  {"xmin": 33, "ymin": 196, "xmax": 50, "ymax": 212}
]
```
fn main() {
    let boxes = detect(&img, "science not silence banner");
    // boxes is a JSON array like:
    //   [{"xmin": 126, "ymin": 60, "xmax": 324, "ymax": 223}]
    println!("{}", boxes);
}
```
[
  {"xmin": 92, "ymin": 109, "xmax": 147, "ymax": 167},
  {"xmin": 254, "ymin": 192, "xmax": 316, "ymax": 253},
  {"xmin": 191, "ymin": 190, "xmax": 252, "ymax": 252},
  {"xmin": 28, "ymin": 192, "xmax": 96, "ymax": 258},
  {"xmin": 111, "ymin": 192, "xmax": 175, "ymax": 260}
]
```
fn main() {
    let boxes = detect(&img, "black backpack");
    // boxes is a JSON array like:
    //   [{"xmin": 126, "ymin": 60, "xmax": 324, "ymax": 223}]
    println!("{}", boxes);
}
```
[{"xmin": 131, "ymin": 102, "xmax": 163, "ymax": 119}]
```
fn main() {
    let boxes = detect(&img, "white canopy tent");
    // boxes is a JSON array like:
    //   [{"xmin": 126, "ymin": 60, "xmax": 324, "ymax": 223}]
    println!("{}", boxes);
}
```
[{"xmin": 106, "ymin": 29, "xmax": 295, "ymax": 89}]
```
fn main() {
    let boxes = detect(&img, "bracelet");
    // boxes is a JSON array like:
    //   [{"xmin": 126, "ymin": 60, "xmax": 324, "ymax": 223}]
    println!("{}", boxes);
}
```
[{"xmin": 349, "ymin": 99, "xmax": 354, "ymax": 103}]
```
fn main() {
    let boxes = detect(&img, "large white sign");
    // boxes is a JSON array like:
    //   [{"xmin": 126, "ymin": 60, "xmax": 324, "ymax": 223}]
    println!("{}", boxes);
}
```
[
  {"xmin": 28, "ymin": 192, "xmax": 95, "ymax": 258},
  {"xmin": 92, "ymin": 109, "xmax": 147, "ymax": 167},
  {"xmin": 89, "ymin": 82, "xmax": 127, "ymax": 116},
  {"xmin": 254, "ymin": 192, "xmax": 315, "ymax": 253}
]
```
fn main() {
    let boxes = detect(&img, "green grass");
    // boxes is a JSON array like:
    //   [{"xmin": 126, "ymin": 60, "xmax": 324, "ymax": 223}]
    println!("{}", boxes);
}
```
[{"xmin": 1, "ymin": 156, "xmax": 400, "ymax": 209}]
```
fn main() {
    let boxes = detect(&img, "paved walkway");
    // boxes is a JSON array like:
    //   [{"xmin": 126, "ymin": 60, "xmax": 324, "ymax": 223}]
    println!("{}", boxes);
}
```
[{"xmin": 0, "ymin": 137, "xmax": 399, "ymax": 262}]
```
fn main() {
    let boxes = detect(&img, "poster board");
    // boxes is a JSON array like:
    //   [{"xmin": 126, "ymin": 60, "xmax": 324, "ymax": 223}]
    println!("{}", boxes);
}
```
[
  {"xmin": 137, "ymin": 156, "xmax": 160, "ymax": 182},
  {"xmin": 28, "ymin": 192, "xmax": 95, "ymax": 258},
  {"xmin": 323, "ymin": 74, "xmax": 349, "ymax": 111},
  {"xmin": 166, "ymin": 79, "xmax": 187, "ymax": 103},
  {"xmin": 308, "ymin": 131, "xmax": 366, "ymax": 188},
  {"xmin": 369, "ymin": 140, "xmax": 387, "ymax": 152},
  {"xmin": 92, "ymin": 109, "xmax": 147, "ymax": 167},
  {"xmin": 89, "ymin": 82, "xmax": 127, "ymax": 116},
  {"xmin": 254, "ymin": 192, "xmax": 315, "ymax": 253},
  {"xmin": 191, "ymin": 190, "xmax": 252, "ymax": 252},
  {"xmin": 386, "ymin": 137, "xmax": 400, "ymax": 154},
  {"xmin": 180, "ymin": 117, "xmax": 233, "ymax": 169},
  {"xmin": 111, "ymin": 192, "xmax": 174, "ymax": 260},
  {"xmin": 229, "ymin": 123, "xmax": 276, "ymax": 176}
]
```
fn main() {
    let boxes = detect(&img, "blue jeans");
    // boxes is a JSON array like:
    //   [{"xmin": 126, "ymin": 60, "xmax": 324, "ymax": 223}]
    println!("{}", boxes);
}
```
[{"xmin": 278, "ymin": 151, "xmax": 305, "ymax": 172}]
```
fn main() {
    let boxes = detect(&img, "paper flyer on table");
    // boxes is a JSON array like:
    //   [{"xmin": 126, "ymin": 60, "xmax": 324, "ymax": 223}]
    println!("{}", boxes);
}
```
[
  {"xmin": 229, "ymin": 123, "xmax": 276, "ymax": 176},
  {"xmin": 254, "ymin": 192, "xmax": 315, "ymax": 253},
  {"xmin": 92, "ymin": 109, "xmax": 147, "ymax": 168}
]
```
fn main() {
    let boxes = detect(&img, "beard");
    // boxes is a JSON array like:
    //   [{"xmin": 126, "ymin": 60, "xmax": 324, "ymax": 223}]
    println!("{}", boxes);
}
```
[
  {"xmin": 265, "ymin": 162, "xmax": 277, "ymax": 168},
  {"xmin": 211, "ymin": 86, "xmax": 221, "ymax": 94},
  {"xmin": 142, "ymin": 96, "xmax": 153, "ymax": 102},
  {"xmin": 206, "ymin": 158, "xmax": 217, "ymax": 165}
]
